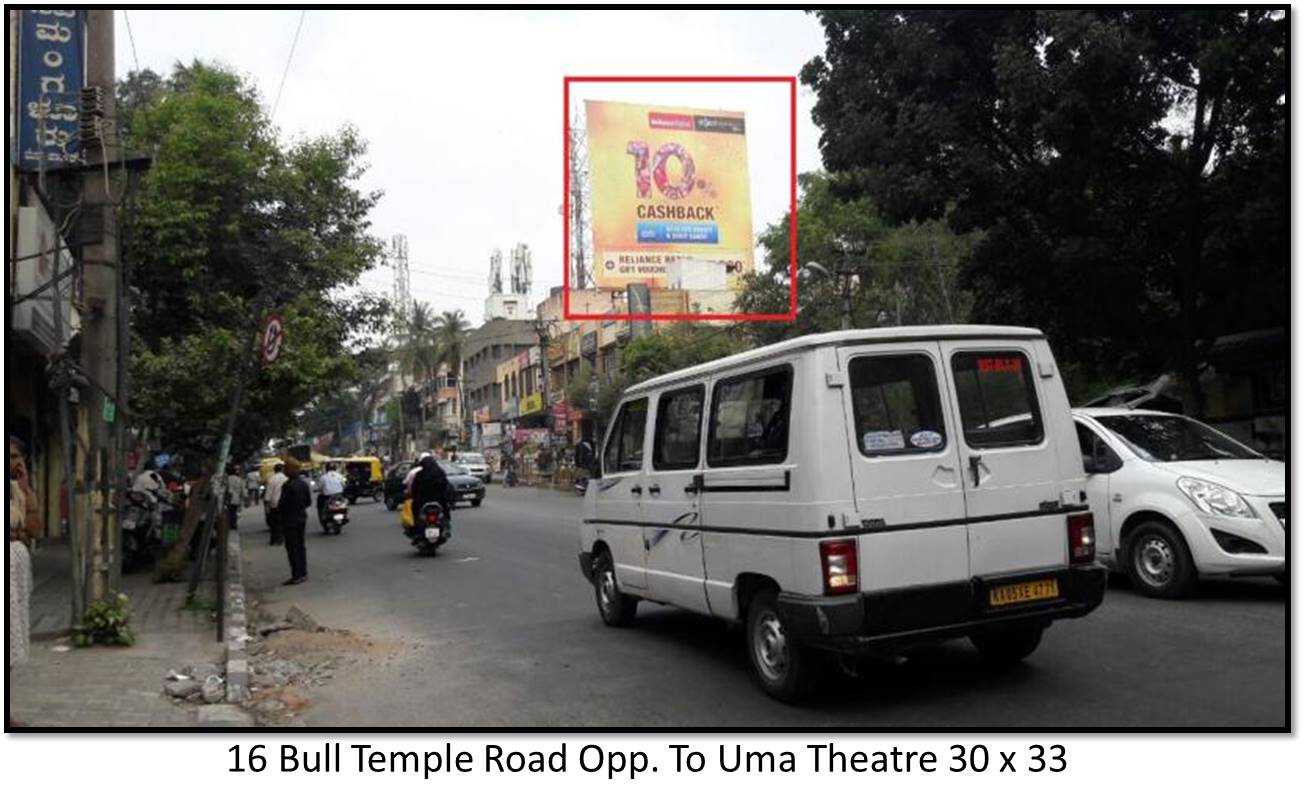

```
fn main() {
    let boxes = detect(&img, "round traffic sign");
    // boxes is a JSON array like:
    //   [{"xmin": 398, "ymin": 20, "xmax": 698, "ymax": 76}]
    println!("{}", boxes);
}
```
[{"xmin": 261, "ymin": 314, "xmax": 285, "ymax": 365}]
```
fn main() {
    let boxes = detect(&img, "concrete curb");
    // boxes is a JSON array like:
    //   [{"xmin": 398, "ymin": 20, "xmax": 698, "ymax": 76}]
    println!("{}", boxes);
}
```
[{"xmin": 223, "ymin": 527, "xmax": 250, "ymax": 704}]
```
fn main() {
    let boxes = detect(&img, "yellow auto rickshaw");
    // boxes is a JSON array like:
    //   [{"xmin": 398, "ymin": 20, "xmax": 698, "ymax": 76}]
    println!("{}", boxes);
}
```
[{"xmin": 335, "ymin": 456, "xmax": 384, "ymax": 504}]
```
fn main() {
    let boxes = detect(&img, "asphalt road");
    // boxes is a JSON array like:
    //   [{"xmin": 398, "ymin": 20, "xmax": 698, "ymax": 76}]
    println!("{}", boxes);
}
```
[{"xmin": 241, "ymin": 485, "xmax": 1288, "ymax": 729}]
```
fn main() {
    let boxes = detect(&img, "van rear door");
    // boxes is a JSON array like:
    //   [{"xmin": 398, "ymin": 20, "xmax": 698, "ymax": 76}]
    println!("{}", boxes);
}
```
[
  {"xmin": 837, "ymin": 344, "xmax": 970, "ymax": 590},
  {"xmin": 941, "ymin": 343, "xmax": 1068, "ymax": 577}
]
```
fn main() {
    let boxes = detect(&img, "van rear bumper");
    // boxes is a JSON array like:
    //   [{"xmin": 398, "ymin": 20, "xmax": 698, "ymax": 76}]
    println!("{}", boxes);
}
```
[{"xmin": 776, "ymin": 564, "xmax": 1107, "ymax": 653}]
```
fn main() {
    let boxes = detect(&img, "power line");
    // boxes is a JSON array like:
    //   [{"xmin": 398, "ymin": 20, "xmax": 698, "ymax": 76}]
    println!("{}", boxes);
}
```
[
  {"xmin": 271, "ymin": 10, "xmax": 307, "ymax": 119},
  {"xmin": 122, "ymin": 10, "xmax": 140, "ymax": 73}
]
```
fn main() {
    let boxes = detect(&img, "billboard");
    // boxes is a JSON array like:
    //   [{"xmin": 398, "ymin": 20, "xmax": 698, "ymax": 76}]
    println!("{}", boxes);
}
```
[
  {"xmin": 585, "ymin": 100, "xmax": 753, "ymax": 290},
  {"xmin": 15, "ymin": 10, "xmax": 85, "ymax": 171}
]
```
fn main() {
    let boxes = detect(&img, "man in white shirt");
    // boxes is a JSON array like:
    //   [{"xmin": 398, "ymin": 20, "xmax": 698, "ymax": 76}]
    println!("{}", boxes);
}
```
[
  {"xmin": 317, "ymin": 463, "xmax": 346, "ymax": 520},
  {"xmin": 244, "ymin": 468, "xmax": 262, "ymax": 507},
  {"xmin": 263, "ymin": 463, "xmax": 287, "ymax": 546}
]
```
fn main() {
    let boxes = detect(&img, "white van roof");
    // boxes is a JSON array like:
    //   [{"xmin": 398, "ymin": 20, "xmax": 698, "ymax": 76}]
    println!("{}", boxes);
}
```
[{"xmin": 624, "ymin": 325, "xmax": 1046, "ymax": 395}]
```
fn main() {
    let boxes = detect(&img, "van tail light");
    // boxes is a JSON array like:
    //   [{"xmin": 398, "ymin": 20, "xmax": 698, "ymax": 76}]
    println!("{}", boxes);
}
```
[
  {"xmin": 820, "ymin": 539, "xmax": 859, "ymax": 595},
  {"xmin": 1067, "ymin": 512, "xmax": 1095, "ymax": 564}
]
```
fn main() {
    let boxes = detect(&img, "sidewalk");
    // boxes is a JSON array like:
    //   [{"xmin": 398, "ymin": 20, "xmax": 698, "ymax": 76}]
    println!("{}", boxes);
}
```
[{"xmin": 9, "ymin": 541, "xmax": 225, "ymax": 728}]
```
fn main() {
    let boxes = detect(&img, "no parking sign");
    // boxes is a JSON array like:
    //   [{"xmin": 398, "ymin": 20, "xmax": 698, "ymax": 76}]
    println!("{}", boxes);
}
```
[{"xmin": 261, "ymin": 314, "xmax": 285, "ymax": 365}]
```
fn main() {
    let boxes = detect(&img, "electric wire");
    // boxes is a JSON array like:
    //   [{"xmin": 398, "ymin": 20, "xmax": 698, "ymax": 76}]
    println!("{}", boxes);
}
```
[
  {"xmin": 122, "ymin": 10, "xmax": 140, "ymax": 74},
  {"xmin": 271, "ymin": 10, "xmax": 307, "ymax": 119}
]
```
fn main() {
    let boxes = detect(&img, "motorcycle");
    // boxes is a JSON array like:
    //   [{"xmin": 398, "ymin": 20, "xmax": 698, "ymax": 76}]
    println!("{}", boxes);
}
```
[
  {"xmin": 318, "ymin": 495, "xmax": 350, "ymax": 535},
  {"xmin": 406, "ymin": 501, "xmax": 448, "ymax": 556},
  {"xmin": 121, "ymin": 489, "xmax": 167, "ymax": 571}
]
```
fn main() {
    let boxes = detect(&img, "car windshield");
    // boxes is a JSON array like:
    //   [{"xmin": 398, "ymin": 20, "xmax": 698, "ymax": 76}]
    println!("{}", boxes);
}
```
[
  {"xmin": 459, "ymin": 454, "xmax": 485, "ymax": 464},
  {"xmin": 439, "ymin": 461, "xmax": 468, "ymax": 475},
  {"xmin": 1095, "ymin": 414, "xmax": 1261, "ymax": 462}
]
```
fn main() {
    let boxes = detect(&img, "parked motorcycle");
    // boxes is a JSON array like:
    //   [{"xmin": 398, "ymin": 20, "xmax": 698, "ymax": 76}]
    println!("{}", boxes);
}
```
[
  {"xmin": 121, "ymin": 489, "xmax": 168, "ymax": 571},
  {"xmin": 406, "ymin": 502, "xmax": 448, "ymax": 556},
  {"xmin": 318, "ymin": 495, "xmax": 350, "ymax": 535}
]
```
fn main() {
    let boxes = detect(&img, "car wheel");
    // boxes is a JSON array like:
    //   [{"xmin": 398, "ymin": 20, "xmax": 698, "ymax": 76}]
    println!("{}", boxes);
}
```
[
  {"xmin": 970, "ymin": 623, "xmax": 1044, "ymax": 666},
  {"xmin": 593, "ymin": 550, "xmax": 637, "ymax": 627},
  {"xmin": 745, "ymin": 590, "xmax": 812, "ymax": 702},
  {"xmin": 472, "ymin": 498, "xmax": 483, "ymax": 507},
  {"xmin": 1126, "ymin": 519, "xmax": 1196, "ymax": 598},
  {"xmin": 373, "ymin": 491, "xmax": 383, "ymax": 504},
  {"xmin": 384, "ymin": 495, "xmax": 397, "ymax": 511},
  {"xmin": 347, "ymin": 497, "xmax": 356, "ymax": 506}
]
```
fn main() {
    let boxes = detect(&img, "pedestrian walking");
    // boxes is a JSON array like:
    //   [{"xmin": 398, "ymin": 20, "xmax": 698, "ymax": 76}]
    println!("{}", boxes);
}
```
[
  {"xmin": 224, "ymin": 463, "xmax": 243, "ymax": 530},
  {"xmin": 244, "ymin": 466, "xmax": 261, "ymax": 507},
  {"xmin": 9, "ymin": 436, "xmax": 42, "ymax": 671},
  {"xmin": 276, "ymin": 458, "xmax": 311, "ymax": 585},
  {"xmin": 264, "ymin": 462, "xmax": 287, "ymax": 546}
]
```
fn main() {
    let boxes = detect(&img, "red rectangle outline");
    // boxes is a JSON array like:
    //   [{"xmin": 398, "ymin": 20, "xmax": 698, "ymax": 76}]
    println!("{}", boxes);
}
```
[{"xmin": 564, "ymin": 75, "xmax": 798, "ymax": 322}]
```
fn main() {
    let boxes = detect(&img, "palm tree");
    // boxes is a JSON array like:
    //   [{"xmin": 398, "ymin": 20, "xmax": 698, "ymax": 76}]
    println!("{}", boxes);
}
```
[
  {"xmin": 433, "ymin": 309, "xmax": 470, "ymax": 444},
  {"xmin": 393, "ymin": 301, "xmax": 439, "ymax": 428},
  {"xmin": 433, "ymin": 309, "xmax": 470, "ymax": 377}
]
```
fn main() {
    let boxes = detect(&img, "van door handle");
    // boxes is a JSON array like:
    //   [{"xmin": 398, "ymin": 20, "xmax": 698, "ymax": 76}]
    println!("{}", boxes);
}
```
[
  {"xmin": 969, "ymin": 455, "xmax": 983, "ymax": 487},
  {"xmin": 648, "ymin": 484, "xmax": 661, "ymax": 496},
  {"xmin": 684, "ymin": 473, "xmax": 704, "ymax": 494},
  {"xmin": 630, "ymin": 485, "xmax": 642, "ymax": 495}
]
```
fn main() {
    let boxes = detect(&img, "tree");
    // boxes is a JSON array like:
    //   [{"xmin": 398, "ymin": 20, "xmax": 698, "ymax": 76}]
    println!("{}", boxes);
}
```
[
  {"xmin": 736, "ymin": 172, "xmax": 978, "ymax": 345},
  {"xmin": 802, "ymin": 9, "xmax": 1286, "ymax": 405},
  {"xmin": 433, "ymin": 309, "xmax": 470, "ymax": 375},
  {"xmin": 121, "ymin": 62, "xmax": 388, "ymax": 459}
]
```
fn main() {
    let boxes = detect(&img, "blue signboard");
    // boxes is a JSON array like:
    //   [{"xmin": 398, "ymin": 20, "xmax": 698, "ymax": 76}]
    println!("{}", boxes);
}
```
[{"xmin": 16, "ymin": 10, "xmax": 85, "ymax": 171}]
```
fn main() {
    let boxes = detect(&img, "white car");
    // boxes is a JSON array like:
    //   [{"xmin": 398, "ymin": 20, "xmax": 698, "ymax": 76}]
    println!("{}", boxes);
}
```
[
  {"xmin": 1073, "ymin": 408, "xmax": 1286, "ymax": 598},
  {"xmin": 456, "ymin": 452, "xmax": 490, "ymax": 483}
]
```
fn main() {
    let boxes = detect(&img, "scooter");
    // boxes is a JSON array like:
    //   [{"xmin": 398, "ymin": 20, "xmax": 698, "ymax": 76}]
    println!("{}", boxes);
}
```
[
  {"xmin": 121, "ymin": 489, "xmax": 166, "ymax": 571},
  {"xmin": 318, "ymin": 495, "xmax": 350, "ymax": 535},
  {"xmin": 405, "ymin": 502, "xmax": 448, "ymax": 556}
]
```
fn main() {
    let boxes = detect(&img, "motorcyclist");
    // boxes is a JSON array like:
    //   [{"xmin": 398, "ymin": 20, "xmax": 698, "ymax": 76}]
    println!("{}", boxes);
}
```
[
  {"xmin": 317, "ymin": 462, "xmax": 346, "ymax": 521},
  {"xmin": 410, "ymin": 454, "xmax": 453, "ymax": 536}
]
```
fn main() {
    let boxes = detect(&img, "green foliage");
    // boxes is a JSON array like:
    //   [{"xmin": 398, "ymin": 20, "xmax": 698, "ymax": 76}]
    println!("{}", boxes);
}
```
[
  {"xmin": 620, "ymin": 323, "xmax": 746, "ymax": 386},
  {"xmin": 737, "ymin": 172, "xmax": 979, "ymax": 345},
  {"xmin": 75, "ymin": 593, "xmax": 135, "ymax": 647},
  {"xmin": 801, "ymin": 10, "xmax": 1286, "ymax": 395},
  {"xmin": 120, "ymin": 62, "xmax": 388, "ymax": 458}
]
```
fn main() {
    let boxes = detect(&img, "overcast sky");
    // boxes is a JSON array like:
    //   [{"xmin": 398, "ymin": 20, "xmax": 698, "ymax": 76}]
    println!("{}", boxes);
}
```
[{"xmin": 117, "ymin": 9, "xmax": 828, "ymax": 324}]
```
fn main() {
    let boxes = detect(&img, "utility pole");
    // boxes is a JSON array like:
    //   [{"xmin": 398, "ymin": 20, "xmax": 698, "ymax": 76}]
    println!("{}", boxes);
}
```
[
  {"xmin": 804, "ymin": 261, "xmax": 857, "ymax": 330},
  {"xmin": 80, "ymin": 9, "xmax": 119, "ymax": 603}
]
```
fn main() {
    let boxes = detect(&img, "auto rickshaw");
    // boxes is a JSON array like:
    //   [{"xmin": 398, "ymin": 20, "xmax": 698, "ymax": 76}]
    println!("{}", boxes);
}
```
[{"xmin": 337, "ymin": 456, "xmax": 384, "ymax": 504}]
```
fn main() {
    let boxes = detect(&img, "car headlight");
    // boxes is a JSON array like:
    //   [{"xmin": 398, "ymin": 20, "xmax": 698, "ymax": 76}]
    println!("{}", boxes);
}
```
[{"xmin": 1176, "ymin": 477, "xmax": 1256, "ymax": 519}]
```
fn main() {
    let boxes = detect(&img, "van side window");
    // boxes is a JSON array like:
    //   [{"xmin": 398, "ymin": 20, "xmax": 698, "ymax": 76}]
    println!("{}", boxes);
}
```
[
  {"xmin": 603, "ymin": 398, "xmax": 648, "ymax": 474},
  {"xmin": 849, "ymin": 354, "xmax": 947, "ymax": 456},
  {"xmin": 951, "ymin": 351, "xmax": 1044, "ymax": 447},
  {"xmin": 707, "ymin": 366, "xmax": 792, "ymax": 467},
  {"xmin": 653, "ymin": 386, "xmax": 704, "ymax": 470}
]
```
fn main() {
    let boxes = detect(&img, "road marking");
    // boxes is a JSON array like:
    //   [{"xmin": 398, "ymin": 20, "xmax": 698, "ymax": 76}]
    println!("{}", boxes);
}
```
[{"xmin": 454, "ymin": 556, "xmax": 480, "ymax": 563}]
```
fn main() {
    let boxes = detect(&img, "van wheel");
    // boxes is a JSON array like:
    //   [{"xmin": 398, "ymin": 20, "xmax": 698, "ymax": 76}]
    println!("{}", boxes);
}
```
[
  {"xmin": 593, "ymin": 550, "xmax": 637, "ymax": 627},
  {"xmin": 746, "ymin": 590, "xmax": 812, "ymax": 702},
  {"xmin": 1126, "ymin": 520, "xmax": 1195, "ymax": 599},
  {"xmin": 970, "ymin": 623, "xmax": 1044, "ymax": 666}
]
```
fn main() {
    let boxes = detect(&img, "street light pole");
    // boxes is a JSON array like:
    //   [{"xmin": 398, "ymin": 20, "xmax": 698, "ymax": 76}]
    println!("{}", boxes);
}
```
[{"xmin": 804, "ymin": 261, "xmax": 858, "ymax": 330}]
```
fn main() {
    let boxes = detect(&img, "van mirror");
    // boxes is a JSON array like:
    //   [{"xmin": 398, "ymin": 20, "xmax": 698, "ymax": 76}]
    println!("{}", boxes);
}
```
[{"xmin": 576, "ymin": 440, "xmax": 601, "ymax": 479}]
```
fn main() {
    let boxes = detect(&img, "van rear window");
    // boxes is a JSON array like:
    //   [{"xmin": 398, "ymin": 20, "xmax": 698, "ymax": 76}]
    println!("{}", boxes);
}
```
[
  {"xmin": 849, "ymin": 354, "xmax": 947, "ymax": 456},
  {"xmin": 707, "ymin": 366, "xmax": 792, "ymax": 467},
  {"xmin": 951, "ymin": 351, "xmax": 1044, "ymax": 447}
]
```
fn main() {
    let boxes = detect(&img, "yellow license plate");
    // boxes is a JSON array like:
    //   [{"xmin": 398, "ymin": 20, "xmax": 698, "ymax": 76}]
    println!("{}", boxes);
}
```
[{"xmin": 989, "ymin": 578, "xmax": 1059, "ymax": 607}]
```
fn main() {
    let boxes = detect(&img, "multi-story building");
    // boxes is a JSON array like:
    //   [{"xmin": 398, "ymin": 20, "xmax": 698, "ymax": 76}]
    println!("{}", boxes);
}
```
[{"xmin": 462, "ymin": 318, "xmax": 538, "ymax": 450}]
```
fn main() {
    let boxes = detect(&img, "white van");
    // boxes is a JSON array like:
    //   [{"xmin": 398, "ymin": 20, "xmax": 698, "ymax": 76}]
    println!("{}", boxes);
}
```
[{"xmin": 577, "ymin": 326, "xmax": 1107, "ymax": 700}]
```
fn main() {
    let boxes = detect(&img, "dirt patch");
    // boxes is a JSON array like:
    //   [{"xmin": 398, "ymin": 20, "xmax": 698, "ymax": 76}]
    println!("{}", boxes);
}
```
[{"xmin": 261, "ymin": 628, "xmax": 393, "ymax": 658}]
